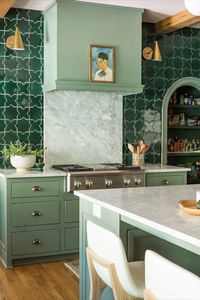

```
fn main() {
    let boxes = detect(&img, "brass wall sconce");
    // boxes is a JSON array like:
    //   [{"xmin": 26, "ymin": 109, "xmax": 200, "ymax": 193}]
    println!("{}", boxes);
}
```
[
  {"xmin": 6, "ymin": 27, "xmax": 24, "ymax": 50},
  {"xmin": 142, "ymin": 41, "xmax": 162, "ymax": 61}
]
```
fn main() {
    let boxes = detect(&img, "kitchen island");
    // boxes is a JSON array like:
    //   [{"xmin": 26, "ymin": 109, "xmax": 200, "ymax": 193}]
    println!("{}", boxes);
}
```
[{"xmin": 75, "ymin": 185, "xmax": 200, "ymax": 300}]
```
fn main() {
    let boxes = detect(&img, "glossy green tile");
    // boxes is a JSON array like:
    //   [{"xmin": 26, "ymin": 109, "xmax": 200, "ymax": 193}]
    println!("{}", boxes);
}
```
[
  {"xmin": 123, "ymin": 23, "xmax": 200, "ymax": 164},
  {"xmin": 0, "ymin": 8, "xmax": 43, "ymax": 168},
  {"xmin": 16, "ymin": 95, "xmax": 31, "ymax": 108}
]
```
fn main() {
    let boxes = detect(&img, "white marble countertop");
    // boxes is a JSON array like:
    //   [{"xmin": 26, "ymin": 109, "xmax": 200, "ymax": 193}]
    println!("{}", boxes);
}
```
[
  {"xmin": 0, "ymin": 164, "xmax": 190, "ymax": 179},
  {"xmin": 0, "ymin": 168, "xmax": 66, "ymax": 178},
  {"xmin": 143, "ymin": 164, "xmax": 191, "ymax": 173},
  {"xmin": 75, "ymin": 185, "xmax": 200, "ymax": 251}
]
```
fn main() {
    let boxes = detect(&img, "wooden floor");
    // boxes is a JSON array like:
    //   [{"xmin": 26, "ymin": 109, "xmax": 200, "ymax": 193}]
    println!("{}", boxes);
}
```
[{"xmin": 0, "ymin": 259, "xmax": 79, "ymax": 300}]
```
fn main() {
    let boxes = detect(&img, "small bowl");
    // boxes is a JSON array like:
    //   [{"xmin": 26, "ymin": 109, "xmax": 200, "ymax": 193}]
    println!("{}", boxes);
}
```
[{"xmin": 35, "ymin": 162, "xmax": 45, "ymax": 171}]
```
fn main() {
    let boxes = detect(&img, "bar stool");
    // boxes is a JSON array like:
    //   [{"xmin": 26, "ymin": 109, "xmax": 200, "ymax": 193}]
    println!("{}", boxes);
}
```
[
  {"xmin": 86, "ymin": 220, "xmax": 145, "ymax": 300},
  {"xmin": 144, "ymin": 250, "xmax": 200, "ymax": 300}
]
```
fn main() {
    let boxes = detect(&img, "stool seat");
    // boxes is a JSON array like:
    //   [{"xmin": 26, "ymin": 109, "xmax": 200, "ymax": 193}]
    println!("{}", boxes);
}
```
[
  {"xmin": 144, "ymin": 250, "xmax": 200, "ymax": 300},
  {"xmin": 86, "ymin": 221, "xmax": 145, "ymax": 300},
  {"xmin": 129, "ymin": 261, "xmax": 145, "ymax": 298}
]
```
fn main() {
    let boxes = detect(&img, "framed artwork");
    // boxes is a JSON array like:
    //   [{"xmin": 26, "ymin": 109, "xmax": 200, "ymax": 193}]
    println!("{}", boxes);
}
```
[{"xmin": 89, "ymin": 45, "xmax": 115, "ymax": 83}]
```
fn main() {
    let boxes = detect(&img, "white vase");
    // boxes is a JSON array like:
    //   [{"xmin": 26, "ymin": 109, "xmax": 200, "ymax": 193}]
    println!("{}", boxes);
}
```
[{"xmin": 10, "ymin": 155, "xmax": 36, "ymax": 173}]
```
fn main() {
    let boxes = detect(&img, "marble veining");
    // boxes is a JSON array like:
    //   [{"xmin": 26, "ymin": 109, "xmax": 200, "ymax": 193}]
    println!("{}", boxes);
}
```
[{"xmin": 44, "ymin": 90, "xmax": 123, "ymax": 167}]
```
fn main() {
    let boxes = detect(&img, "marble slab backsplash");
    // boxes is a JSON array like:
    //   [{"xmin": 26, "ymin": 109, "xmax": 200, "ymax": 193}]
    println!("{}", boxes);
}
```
[{"xmin": 44, "ymin": 91, "xmax": 123, "ymax": 167}]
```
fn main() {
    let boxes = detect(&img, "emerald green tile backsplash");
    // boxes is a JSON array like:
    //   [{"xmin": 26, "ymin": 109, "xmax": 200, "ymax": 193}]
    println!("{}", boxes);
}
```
[
  {"xmin": 1, "ymin": 12, "xmax": 200, "ymax": 167},
  {"xmin": 123, "ymin": 23, "xmax": 200, "ymax": 165},
  {"xmin": 0, "ymin": 8, "xmax": 43, "ymax": 168}
]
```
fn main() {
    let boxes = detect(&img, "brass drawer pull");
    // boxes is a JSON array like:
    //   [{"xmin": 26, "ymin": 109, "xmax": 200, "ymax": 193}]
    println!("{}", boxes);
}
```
[
  {"xmin": 32, "ymin": 186, "xmax": 41, "ymax": 191},
  {"xmin": 161, "ymin": 179, "xmax": 169, "ymax": 185},
  {"xmin": 32, "ymin": 211, "xmax": 41, "ymax": 216},
  {"xmin": 32, "ymin": 239, "xmax": 41, "ymax": 245}
]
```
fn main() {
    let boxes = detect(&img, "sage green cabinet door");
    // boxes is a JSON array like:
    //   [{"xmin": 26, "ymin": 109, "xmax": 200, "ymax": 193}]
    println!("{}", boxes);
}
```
[
  {"xmin": 64, "ymin": 200, "xmax": 79, "ymax": 223},
  {"xmin": 145, "ymin": 172, "xmax": 187, "ymax": 187},
  {"xmin": 12, "ymin": 229, "xmax": 60, "ymax": 256},
  {"xmin": 11, "ymin": 180, "xmax": 60, "ymax": 198},
  {"xmin": 11, "ymin": 201, "xmax": 60, "ymax": 226},
  {"xmin": 64, "ymin": 227, "xmax": 79, "ymax": 251}
]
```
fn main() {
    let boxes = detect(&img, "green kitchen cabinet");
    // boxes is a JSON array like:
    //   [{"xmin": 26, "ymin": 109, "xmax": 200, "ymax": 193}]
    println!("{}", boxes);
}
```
[
  {"xmin": 145, "ymin": 171, "xmax": 187, "ymax": 186},
  {"xmin": 0, "ymin": 176, "xmax": 79, "ymax": 267}
]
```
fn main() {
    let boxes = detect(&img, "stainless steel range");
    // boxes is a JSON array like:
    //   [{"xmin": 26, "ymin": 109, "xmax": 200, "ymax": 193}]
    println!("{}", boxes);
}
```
[{"xmin": 52, "ymin": 163, "xmax": 145, "ymax": 192}]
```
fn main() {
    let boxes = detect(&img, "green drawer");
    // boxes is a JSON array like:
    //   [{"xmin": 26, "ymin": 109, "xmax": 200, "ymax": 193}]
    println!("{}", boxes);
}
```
[
  {"xmin": 64, "ymin": 227, "xmax": 79, "ymax": 251},
  {"xmin": 11, "ymin": 180, "xmax": 60, "ymax": 198},
  {"xmin": 11, "ymin": 201, "xmax": 60, "ymax": 227},
  {"xmin": 12, "ymin": 229, "xmax": 60, "ymax": 256},
  {"xmin": 64, "ymin": 199, "xmax": 79, "ymax": 223},
  {"xmin": 145, "ymin": 172, "xmax": 186, "ymax": 187}
]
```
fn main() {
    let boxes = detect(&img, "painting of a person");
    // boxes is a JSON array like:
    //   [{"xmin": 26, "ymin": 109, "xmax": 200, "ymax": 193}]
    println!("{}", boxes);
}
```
[
  {"xmin": 95, "ymin": 52, "xmax": 112, "ymax": 81},
  {"xmin": 89, "ymin": 45, "xmax": 114, "ymax": 83}
]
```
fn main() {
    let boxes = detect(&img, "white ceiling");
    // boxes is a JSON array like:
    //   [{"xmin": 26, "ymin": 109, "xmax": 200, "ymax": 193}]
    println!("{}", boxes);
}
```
[{"xmin": 13, "ymin": 0, "xmax": 200, "ymax": 28}]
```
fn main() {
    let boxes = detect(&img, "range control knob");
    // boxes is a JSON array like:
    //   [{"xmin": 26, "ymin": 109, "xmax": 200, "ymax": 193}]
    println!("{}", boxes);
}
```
[
  {"xmin": 134, "ymin": 178, "xmax": 142, "ymax": 185},
  {"xmin": 85, "ymin": 179, "xmax": 93, "ymax": 188},
  {"xmin": 74, "ymin": 180, "xmax": 82, "ymax": 189},
  {"xmin": 105, "ymin": 179, "xmax": 112, "ymax": 188},
  {"xmin": 124, "ymin": 178, "xmax": 131, "ymax": 186}
]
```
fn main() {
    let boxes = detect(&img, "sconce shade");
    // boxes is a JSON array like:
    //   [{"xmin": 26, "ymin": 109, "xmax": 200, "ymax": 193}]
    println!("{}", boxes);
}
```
[
  {"xmin": 6, "ymin": 27, "xmax": 24, "ymax": 50},
  {"xmin": 153, "ymin": 41, "xmax": 162, "ymax": 61},
  {"xmin": 184, "ymin": 0, "xmax": 200, "ymax": 15}
]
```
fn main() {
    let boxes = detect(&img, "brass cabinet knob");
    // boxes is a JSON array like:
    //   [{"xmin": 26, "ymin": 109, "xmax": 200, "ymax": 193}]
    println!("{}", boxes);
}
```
[
  {"xmin": 32, "ymin": 239, "xmax": 41, "ymax": 245},
  {"xmin": 32, "ymin": 211, "xmax": 41, "ymax": 216},
  {"xmin": 161, "ymin": 179, "xmax": 169, "ymax": 185},
  {"xmin": 32, "ymin": 186, "xmax": 41, "ymax": 191}
]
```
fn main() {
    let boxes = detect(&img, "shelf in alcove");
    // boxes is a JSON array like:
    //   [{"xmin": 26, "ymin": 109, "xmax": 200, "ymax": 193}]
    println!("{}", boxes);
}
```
[
  {"xmin": 168, "ymin": 126, "xmax": 200, "ymax": 130},
  {"xmin": 169, "ymin": 105, "xmax": 200, "ymax": 109},
  {"xmin": 168, "ymin": 152, "xmax": 200, "ymax": 156}
]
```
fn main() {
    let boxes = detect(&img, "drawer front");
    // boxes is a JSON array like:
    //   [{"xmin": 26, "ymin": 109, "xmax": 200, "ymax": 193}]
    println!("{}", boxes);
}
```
[
  {"xmin": 11, "ymin": 201, "xmax": 60, "ymax": 226},
  {"xmin": 145, "ymin": 172, "xmax": 186, "ymax": 187},
  {"xmin": 12, "ymin": 229, "xmax": 60, "ymax": 256},
  {"xmin": 11, "ymin": 180, "xmax": 60, "ymax": 198},
  {"xmin": 64, "ymin": 199, "xmax": 79, "ymax": 223},
  {"xmin": 64, "ymin": 227, "xmax": 79, "ymax": 251}
]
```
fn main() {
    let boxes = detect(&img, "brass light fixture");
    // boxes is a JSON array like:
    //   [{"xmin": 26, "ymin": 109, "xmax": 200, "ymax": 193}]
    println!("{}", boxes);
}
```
[
  {"xmin": 6, "ymin": 27, "xmax": 24, "ymax": 50},
  {"xmin": 142, "ymin": 40, "xmax": 162, "ymax": 61},
  {"xmin": 152, "ymin": 41, "xmax": 162, "ymax": 61}
]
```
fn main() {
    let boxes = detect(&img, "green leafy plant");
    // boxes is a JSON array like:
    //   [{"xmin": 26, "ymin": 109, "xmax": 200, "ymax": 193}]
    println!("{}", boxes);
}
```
[{"xmin": 0, "ymin": 141, "xmax": 45, "ymax": 160}]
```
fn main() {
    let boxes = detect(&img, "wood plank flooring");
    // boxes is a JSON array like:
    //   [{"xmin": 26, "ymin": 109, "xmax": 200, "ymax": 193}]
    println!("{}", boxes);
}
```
[{"xmin": 0, "ymin": 259, "xmax": 79, "ymax": 300}]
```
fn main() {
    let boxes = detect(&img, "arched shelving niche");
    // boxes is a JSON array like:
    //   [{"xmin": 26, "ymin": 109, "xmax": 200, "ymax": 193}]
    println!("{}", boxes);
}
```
[{"xmin": 161, "ymin": 77, "xmax": 200, "ymax": 165}]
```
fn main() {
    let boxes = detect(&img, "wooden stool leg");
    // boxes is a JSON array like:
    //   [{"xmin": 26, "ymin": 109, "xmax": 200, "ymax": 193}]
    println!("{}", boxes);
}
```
[
  {"xmin": 144, "ymin": 289, "xmax": 159, "ymax": 300},
  {"xmin": 86, "ymin": 248, "xmax": 107, "ymax": 300}
]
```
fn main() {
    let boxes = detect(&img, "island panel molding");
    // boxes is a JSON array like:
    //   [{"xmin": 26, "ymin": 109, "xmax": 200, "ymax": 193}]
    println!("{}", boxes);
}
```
[{"xmin": 43, "ymin": 0, "xmax": 144, "ymax": 94}]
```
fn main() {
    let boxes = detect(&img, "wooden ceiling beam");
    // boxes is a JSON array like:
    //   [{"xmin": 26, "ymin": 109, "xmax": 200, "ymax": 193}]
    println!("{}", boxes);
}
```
[
  {"xmin": 155, "ymin": 9, "xmax": 200, "ymax": 34},
  {"xmin": 0, "ymin": 0, "xmax": 15, "ymax": 18}
]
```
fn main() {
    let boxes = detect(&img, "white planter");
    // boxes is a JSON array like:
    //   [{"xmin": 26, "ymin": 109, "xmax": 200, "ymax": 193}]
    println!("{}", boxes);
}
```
[{"xmin": 10, "ymin": 155, "xmax": 36, "ymax": 173}]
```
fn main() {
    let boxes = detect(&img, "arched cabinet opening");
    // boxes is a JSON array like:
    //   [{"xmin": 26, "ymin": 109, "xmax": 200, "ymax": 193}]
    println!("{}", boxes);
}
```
[{"xmin": 161, "ymin": 77, "xmax": 200, "ymax": 184}]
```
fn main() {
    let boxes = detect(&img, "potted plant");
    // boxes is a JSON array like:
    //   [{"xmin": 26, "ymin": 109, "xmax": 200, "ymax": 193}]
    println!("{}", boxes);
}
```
[{"xmin": 1, "ymin": 141, "xmax": 45, "ymax": 173}]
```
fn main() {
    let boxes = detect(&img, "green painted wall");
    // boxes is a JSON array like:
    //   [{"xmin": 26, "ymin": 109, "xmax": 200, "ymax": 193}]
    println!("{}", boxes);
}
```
[
  {"xmin": 44, "ymin": 0, "xmax": 143, "ymax": 94},
  {"xmin": 123, "ymin": 23, "xmax": 200, "ymax": 165},
  {"xmin": 0, "ymin": 9, "xmax": 43, "ymax": 168}
]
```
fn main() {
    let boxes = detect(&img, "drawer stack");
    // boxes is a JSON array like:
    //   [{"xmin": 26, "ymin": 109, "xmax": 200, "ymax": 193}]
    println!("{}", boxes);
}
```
[{"xmin": 0, "ymin": 176, "xmax": 79, "ymax": 267}]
